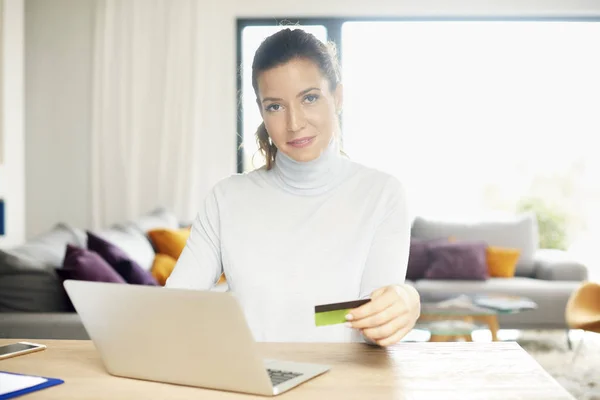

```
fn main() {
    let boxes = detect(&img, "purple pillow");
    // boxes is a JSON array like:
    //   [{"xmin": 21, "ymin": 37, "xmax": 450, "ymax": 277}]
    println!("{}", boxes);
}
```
[
  {"xmin": 424, "ymin": 241, "xmax": 489, "ymax": 280},
  {"xmin": 87, "ymin": 231, "xmax": 158, "ymax": 286},
  {"xmin": 407, "ymin": 237, "xmax": 448, "ymax": 280},
  {"xmin": 59, "ymin": 244, "xmax": 126, "ymax": 283}
]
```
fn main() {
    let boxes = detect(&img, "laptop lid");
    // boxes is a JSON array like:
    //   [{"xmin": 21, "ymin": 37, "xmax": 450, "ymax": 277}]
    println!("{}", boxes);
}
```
[{"xmin": 63, "ymin": 280, "xmax": 274, "ymax": 396}]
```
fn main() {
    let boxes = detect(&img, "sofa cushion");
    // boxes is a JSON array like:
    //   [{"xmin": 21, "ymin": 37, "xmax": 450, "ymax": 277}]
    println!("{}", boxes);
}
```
[
  {"xmin": 58, "ymin": 245, "xmax": 126, "ymax": 283},
  {"xmin": 407, "ymin": 237, "xmax": 447, "ymax": 280},
  {"xmin": 424, "ymin": 241, "xmax": 489, "ymax": 280},
  {"xmin": 533, "ymin": 249, "xmax": 588, "ymax": 281},
  {"xmin": 415, "ymin": 276, "xmax": 576, "ymax": 302},
  {"xmin": 411, "ymin": 213, "xmax": 539, "ymax": 277},
  {"xmin": 486, "ymin": 246, "xmax": 520, "ymax": 278},
  {"xmin": 148, "ymin": 228, "xmax": 190, "ymax": 260},
  {"xmin": 0, "ymin": 250, "xmax": 72, "ymax": 312},
  {"xmin": 92, "ymin": 227, "xmax": 156, "ymax": 271},
  {"xmin": 116, "ymin": 207, "xmax": 180, "ymax": 235},
  {"xmin": 151, "ymin": 253, "xmax": 178, "ymax": 286},
  {"xmin": 87, "ymin": 232, "xmax": 158, "ymax": 286},
  {"xmin": 9, "ymin": 223, "xmax": 86, "ymax": 267},
  {"xmin": 0, "ymin": 313, "xmax": 89, "ymax": 340}
]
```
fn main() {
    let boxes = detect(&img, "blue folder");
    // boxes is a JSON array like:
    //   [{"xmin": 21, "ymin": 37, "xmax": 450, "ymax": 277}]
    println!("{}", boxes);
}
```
[
  {"xmin": 0, "ymin": 371, "xmax": 64, "ymax": 399},
  {"xmin": 0, "ymin": 198, "xmax": 5, "ymax": 236}
]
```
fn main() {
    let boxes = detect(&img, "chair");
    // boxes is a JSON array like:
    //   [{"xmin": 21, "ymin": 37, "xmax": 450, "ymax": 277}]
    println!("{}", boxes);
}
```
[{"xmin": 565, "ymin": 281, "xmax": 600, "ymax": 360}]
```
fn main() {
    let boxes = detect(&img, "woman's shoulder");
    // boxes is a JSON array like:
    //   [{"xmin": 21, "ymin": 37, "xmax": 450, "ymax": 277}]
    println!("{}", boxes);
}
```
[
  {"xmin": 209, "ymin": 166, "xmax": 269, "ymax": 197},
  {"xmin": 345, "ymin": 161, "xmax": 409, "ymax": 219},
  {"xmin": 346, "ymin": 160, "xmax": 406, "ymax": 197}
]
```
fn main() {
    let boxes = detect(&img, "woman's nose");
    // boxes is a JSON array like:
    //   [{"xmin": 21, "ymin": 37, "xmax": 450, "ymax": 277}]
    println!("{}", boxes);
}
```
[{"xmin": 286, "ymin": 106, "xmax": 306, "ymax": 132}]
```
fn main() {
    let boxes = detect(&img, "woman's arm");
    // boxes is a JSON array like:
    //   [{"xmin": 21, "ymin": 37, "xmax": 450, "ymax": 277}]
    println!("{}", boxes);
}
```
[
  {"xmin": 349, "ymin": 177, "xmax": 421, "ymax": 346},
  {"xmin": 165, "ymin": 189, "xmax": 223, "ymax": 290},
  {"xmin": 359, "ymin": 177, "xmax": 411, "ymax": 298}
]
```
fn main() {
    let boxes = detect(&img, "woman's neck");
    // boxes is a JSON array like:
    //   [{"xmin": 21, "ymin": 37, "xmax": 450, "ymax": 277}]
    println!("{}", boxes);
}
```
[{"xmin": 270, "ymin": 136, "xmax": 348, "ymax": 196}]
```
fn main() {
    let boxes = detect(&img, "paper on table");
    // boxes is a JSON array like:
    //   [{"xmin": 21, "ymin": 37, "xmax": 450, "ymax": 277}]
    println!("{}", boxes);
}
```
[{"xmin": 0, "ymin": 372, "xmax": 48, "ymax": 395}]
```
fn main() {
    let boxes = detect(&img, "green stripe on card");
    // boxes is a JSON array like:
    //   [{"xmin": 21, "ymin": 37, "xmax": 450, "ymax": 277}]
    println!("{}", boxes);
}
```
[{"xmin": 315, "ymin": 309, "xmax": 350, "ymax": 327}]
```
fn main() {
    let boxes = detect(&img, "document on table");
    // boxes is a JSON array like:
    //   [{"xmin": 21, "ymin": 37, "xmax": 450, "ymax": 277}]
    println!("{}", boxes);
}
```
[{"xmin": 0, "ymin": 371, "xmax": 63, "ymax": 399}]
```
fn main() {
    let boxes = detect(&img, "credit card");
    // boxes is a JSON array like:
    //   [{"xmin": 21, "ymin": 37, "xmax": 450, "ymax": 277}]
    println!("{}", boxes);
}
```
[{"xmin": 314, "ymin": 299, "xmax": 371, "ymax": 327}]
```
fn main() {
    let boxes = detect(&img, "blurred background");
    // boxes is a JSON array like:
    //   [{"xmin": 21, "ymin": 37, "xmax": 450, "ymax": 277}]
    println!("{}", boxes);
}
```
[{"xmin": 0, "ymin": 0, "xmax": 598, "ymax": 282}]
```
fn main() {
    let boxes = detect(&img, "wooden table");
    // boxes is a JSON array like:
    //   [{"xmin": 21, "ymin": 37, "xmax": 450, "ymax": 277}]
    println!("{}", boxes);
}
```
[{"xmin": 0, "ymin": 339, "xmax": 574, "ymax": 400}]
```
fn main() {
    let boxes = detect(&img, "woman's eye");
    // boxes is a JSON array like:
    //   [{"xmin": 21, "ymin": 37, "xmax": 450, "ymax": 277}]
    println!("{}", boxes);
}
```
[
  {"xmin": 266, "ymin": 104, "xmax": 282, "ymax": 112},
  {"xmin": 304, "ymin": 94, "xmax": 319, "ymax": 103}
]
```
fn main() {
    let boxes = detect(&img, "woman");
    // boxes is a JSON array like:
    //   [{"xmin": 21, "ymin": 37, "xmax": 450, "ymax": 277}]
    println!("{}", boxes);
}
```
[{"xmin": 166, "ymin": 28, "xmax": 420, "ymax": 346}]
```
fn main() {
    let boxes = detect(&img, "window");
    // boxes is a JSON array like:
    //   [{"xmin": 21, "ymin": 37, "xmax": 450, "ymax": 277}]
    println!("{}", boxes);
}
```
[{"xmin": 341, "ymin": 20, "xmax": 600, "ymax": 269}]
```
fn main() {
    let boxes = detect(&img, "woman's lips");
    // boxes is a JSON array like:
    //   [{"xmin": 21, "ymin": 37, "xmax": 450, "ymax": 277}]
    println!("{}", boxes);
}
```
[{"xmin": 287, "ymin": 136, "xmax": 315, "ymax": 148}]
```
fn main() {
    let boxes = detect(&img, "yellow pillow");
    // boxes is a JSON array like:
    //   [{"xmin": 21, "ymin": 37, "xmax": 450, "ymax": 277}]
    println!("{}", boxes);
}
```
[
  {"xmin": 151, "ymin": 253, "xmax": 178, "ymax": 286},
  {"xmin": 148, "ymin": 228, "xmax": 191, "ymax": 260},
  {"xmin": 486, "ymin": 246, "xmax": 520, "ymax": 277}
]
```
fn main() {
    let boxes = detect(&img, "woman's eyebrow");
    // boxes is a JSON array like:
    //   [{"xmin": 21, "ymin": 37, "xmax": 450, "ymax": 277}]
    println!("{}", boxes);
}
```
[
  {"xmin": 296, "ymin": 87, "xmax": 321, "ymax": 97},
  {"xmin": 261, "ymin": 87, "xmax": 321, "ymax": 104},
  {"xmin": 261, "ymin": 96, "xmax": 282, "ymax": 103}
]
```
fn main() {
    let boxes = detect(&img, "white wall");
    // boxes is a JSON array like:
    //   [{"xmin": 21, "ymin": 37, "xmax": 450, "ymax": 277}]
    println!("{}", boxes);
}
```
[
  {"xmin": 0, "ymin": 0, "xmax": 24, "ymax": 248},
  {"xmin": 25, "ymin": 0, "xmax": 95, "ymax": 238},
  {"xmin": 23, "ymin": 0, "xmax": 600, "ymax": 238}
]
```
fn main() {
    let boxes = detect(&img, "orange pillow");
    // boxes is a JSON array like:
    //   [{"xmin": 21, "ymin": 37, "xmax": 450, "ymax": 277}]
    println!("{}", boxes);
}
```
[
  {"xmin": 486, "ymin": 246, "xmax": 520, "ymax": 277},
  {"xmin": 148, "ymin": 228, "xmax": 191, "ymax": 260},
  {"xmin": 151, "ymin": 253, "xmax": 178, "ymax": 286}
]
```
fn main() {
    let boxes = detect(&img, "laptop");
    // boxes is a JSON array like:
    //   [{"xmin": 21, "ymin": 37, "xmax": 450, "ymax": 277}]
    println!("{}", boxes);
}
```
[{"xmin": 63, "ymin": 280, "xmax": 330, "ymax": 396}]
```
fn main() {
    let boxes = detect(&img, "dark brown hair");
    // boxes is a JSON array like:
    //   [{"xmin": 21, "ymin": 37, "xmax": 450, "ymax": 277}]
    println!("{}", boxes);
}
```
[{"xmin": 251, "ymin": 28, "xmax": 341, "ymax": 170}]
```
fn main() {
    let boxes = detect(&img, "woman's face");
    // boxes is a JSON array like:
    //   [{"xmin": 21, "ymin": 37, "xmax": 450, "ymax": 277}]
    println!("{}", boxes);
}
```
[{"xmin": 256, "ymin": 58, "xmax": 342, "ymax": 163}]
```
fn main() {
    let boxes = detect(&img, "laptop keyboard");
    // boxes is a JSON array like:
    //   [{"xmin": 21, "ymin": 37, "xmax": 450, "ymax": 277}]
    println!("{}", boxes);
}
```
[{"xmin": 267, "ymin": 369, "xmax": 303, "ymax": 386}]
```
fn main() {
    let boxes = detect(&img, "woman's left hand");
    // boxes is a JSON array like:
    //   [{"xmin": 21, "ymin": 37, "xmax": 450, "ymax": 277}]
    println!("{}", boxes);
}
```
[{"xmin": 346, "ymin": 284, "xmax": 421, "ymax": 347}]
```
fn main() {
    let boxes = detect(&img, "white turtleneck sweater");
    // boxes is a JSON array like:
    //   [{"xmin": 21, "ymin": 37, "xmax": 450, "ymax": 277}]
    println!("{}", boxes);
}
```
[{"xmin": 166, "ymin": 138, "xmax": 410, "ymax": 343}]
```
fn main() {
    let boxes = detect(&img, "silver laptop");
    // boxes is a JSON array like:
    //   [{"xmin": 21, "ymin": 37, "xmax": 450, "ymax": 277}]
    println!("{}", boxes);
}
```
[{"xmin": 63, "ymin": 280, "xmax": 330, "ymax": 396}]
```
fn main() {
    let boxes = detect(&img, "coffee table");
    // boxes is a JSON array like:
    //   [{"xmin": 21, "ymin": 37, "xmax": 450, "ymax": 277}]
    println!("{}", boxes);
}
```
[
  {"xmin": 416, "ymin": 319, "xmax": 485, "ymax": 342},
  {"xmin": 418, "ymin": 294, "xmax": 538, "ymax": 342}
]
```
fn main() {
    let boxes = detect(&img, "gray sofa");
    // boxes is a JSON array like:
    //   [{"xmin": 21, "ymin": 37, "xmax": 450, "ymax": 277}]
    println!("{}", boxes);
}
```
[
  {"xmin": 0, "ymin": 207, "xmax": 198, "ymax": 340},
  {"xmin": 409, "ymin": 213, "xmax": 588, "ymax": 330},
  {"xmin": 0, "ymin": 210, "xmax": 588, "ymax": 340}
]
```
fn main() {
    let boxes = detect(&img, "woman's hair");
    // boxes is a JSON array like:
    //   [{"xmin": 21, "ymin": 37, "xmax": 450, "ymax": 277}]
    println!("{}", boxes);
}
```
[{"xmin": 251, "ymin": 28, "xmax": 341, "ymax": 170}]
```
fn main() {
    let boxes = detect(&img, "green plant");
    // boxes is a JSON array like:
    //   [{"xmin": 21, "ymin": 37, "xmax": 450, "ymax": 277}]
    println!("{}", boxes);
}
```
[{"xmin": 516, "ymin": 197, "xmax": 568, "ymax": 250}]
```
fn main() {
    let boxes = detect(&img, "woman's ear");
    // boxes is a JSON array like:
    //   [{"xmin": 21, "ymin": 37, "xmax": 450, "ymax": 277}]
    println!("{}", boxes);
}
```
[{"xmin": 334, "ymin": 83, "xmax": 344, "ymax": 115}]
